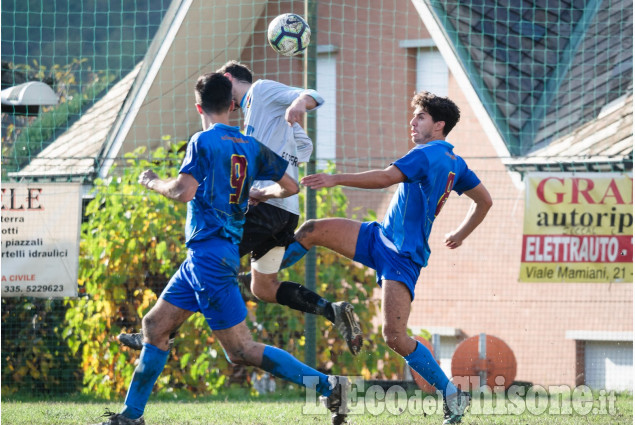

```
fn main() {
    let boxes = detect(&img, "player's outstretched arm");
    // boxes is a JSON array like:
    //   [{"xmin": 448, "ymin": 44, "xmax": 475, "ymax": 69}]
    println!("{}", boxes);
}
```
[
  {"xmin": 301, "ymin": 165, "xmax": 405, "ymax": 190},
  {"xmin": 249, "ymin": 173, "xmax": 299, "ymax": 205},
  {"xmin": 285, "ymin": 93, "xmax": 319, "ymax": 125},
  {"xmin": 444, "ymin": 183, "xmax": 493, "ymax": 249},
  {"xmin": 138, "ymin": 170, "xmax": 198, "ymax": 202}
]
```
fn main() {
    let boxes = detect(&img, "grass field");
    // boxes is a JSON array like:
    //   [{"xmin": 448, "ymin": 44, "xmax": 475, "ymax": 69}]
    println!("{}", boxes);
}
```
[{"xmin": 2, "ymin": 390, "xmax": 632, "ymax": 425}]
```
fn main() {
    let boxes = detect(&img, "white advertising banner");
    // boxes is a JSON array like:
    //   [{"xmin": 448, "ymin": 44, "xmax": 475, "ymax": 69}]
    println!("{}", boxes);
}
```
[{"xmin": 2, "ymin": 183, "xmax": 81, "ymax": 298}]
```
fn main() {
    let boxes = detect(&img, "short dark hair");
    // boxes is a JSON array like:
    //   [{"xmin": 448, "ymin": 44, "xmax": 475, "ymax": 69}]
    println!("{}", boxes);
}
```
[
  {"xmin": 216, "ymin": 60, "xmax": 253, "ymax": 84},
  {"xmin": 194, "ymin": 73, "xmax": 233, "ymax": 114},
  {"xmin": 411, "ymin": 91, "xmax": 461, "ymax": 135}
]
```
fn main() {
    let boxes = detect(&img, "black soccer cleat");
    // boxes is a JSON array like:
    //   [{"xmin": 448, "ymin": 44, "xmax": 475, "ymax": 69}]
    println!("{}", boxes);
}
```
[
  {"xmin": 117, "ymin": 330, "xmax": 174, "ymax": 351},
  {"xmin": 321, "ymin": 375, "xmax": 350, "ymax": 425},
  {"xmin": 92, "ymin": 409, "xmax": 145, "ymax": 425},
  {"xmin": 331, "ymin": 302, "xmax": 363, "ymax": 356},
  {"xmin": 117, "ymin": 332, "xmax": 144, "ymax": 351}
]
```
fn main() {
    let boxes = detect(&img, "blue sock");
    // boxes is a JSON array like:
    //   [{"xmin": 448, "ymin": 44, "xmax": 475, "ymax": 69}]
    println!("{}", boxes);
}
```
[
  {"xmin": 405, "ymin": 341, "xmax": 457, "ymax": 397},
  {"xmin": 280, "ymin": 241, "xmax": 308, "ymax": 270},
  {"xmin": 121, "ymin": 343, "xmax": 169, "ymax": 419},
  {"xmin": 261, "ymin": 345, "xmax": 332, "ymax": 396}
]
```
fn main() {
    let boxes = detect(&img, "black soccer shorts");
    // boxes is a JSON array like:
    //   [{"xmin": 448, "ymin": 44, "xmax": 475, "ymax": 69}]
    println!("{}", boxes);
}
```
[{"xmin": 239, "ymin": 202, "xmax": 299, "ymax": 261}]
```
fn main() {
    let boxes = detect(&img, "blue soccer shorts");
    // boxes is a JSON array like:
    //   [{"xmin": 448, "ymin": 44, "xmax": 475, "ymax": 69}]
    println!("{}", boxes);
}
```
[
  {"xmin": 160, "ymin": 238, "xmax": 247, "ymax": 330},
  {"xmin": 353, "ymin": 221, "xmax": 422, "ymax": 301}
]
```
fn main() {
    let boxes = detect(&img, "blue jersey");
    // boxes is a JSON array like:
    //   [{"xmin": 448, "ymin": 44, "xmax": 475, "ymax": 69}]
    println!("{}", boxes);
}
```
[
  {"xmin": 381, "ymin": 140, "xmax": 480, "ymax": 267},
  {"xmin": 179, "ymin": 123, "xmax": 288, "ymax": 246}
]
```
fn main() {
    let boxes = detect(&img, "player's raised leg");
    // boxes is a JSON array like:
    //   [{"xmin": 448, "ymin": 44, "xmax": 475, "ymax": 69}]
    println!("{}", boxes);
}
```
[{"xmin": 281, "ymin": 218, "xmax": 362, "ymax": 269}]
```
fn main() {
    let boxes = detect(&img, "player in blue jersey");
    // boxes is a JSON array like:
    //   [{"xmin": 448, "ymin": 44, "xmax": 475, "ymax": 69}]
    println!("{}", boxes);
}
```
[
  {"xmin": 118, "ymin": 61, "xmax": 362, "ymax": 356},
  {"xmin": 94, "ymin": 73, "xmax": 349, "ymax": 425},
  {"xmin": 279, "ymin": 91, "xmax": 493, "ymax": 424}
]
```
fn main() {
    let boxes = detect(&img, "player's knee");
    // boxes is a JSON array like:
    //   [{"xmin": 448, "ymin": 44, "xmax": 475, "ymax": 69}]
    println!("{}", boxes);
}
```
[
  {"xmin": 382, "ymin": 328, "xmax": 410, "ymax": 356},
  {"xmin": 225, "ymin": 349, "xmax": 248, "ymax": 365},
  {"xmin": 141, "ymin": 315, "xmax": 159, "ymax": 339},
  {"xmin": 295, "ymin": 219, "xmax": 318, "ymax": 244},
  {"xmin": 224, "ymin": 346, "xmax": 255, "ymax": 366},
  {"xmin": 250, "ymin": 281, "xmax": 277, "ymax": 303},
  {"xmin": 141, "ymin": 315, "xmax": 169, "ymax": 345},
  {"xmin": 249, "ymin": 271, "xmax": 280, "ymax": 303}
]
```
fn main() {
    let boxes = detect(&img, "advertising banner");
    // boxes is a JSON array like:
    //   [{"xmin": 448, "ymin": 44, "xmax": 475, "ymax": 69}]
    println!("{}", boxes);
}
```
[
  {"xmin": 520, "ymin": 173, "xmax": 632, "ymax": 283},
  {"xmin": 2, "ymin": 183, "xmax": 82, "ymax": 297}
]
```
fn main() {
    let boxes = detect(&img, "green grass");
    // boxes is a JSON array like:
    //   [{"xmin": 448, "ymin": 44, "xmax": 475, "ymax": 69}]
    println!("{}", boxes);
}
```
[{"xmin": 1, "ymin": 390, "xmax": 632, "ymax": 425}]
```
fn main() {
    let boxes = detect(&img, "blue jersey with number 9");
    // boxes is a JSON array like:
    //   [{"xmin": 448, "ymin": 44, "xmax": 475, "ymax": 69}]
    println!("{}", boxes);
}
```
[{"xmin": 179, "ymin": 123, "xmax": 288, "ymax": 245}]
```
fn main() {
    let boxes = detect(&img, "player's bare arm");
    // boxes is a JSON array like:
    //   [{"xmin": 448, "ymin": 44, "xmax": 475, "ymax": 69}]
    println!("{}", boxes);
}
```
[
  {"xmin": 285, "ymin": 93, "xmax": 318, "ymax": 125},
  {"xmin": 444, "ymin": 183, "xmax": 493, "ymax": 249},
  {"xmin": 301, "ymin": 165, "xmax": 406, "ymax": 190},
  {"xmin": 138, "ymin": 170, "xmax": 198, "ymax": 203},
  {"xmin": 249, "ymin": 173, "xmax": 299, "ymax": 205}
]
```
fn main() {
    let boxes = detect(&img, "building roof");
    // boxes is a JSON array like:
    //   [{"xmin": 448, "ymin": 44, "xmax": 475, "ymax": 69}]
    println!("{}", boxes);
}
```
[
  {"xmin": 422, "ymin": 0, "xmax": 633, "ymax": 167},
  {"xmin": 505, "ymin": 94, "xmax": 633, "ymax": 172}
]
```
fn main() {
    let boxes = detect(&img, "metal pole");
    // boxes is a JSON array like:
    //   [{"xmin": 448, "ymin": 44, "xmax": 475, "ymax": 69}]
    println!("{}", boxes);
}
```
[
  {"xmin": 303, "ymin": 0, "xmax": 318, "ymax": 369},
  {"xmin": 432, "ymin": 334, "xmax": 441, "ymax": 362},
  {"xmin": 479, "ymin": 333, "xmax": 487, "ymax": 389}
]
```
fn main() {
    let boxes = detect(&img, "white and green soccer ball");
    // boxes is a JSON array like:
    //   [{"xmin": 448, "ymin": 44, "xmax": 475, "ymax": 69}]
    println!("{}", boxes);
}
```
[{"xmin": 267, "ymin": 13, "xmax": 311, "ymax": 56}]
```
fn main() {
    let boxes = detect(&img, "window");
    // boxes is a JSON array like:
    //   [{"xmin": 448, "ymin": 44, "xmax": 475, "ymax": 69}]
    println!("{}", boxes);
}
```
[
  {"xmin": 416, "ymin": 49, "xmax": 448, "ymax": 96},
  {"xmin": 316, "ymin": 52, "xmax": 337, "ymax": 170}
]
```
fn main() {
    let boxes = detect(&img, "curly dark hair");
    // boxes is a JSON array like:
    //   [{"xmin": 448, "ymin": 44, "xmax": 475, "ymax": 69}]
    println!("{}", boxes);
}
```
[
  {"xmin": 195, "ymin": 72, "xmax": 233, "ymax": 114},
  {"xmin": 411, "ymin": 91, "xmax": 460, "ymax": 135},
  {"xmin": 216, "ymin": 60, "xmax": 253, "ymax": 84}
]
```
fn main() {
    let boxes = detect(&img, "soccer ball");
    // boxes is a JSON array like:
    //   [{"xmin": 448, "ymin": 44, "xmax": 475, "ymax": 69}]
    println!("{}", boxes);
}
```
[{"xmin": 267, "ymin": 13, "xmax": 311, "ymax": 56}]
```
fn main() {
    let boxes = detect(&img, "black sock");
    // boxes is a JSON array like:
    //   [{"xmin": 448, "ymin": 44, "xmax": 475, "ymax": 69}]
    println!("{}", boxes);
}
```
[{"xmin": 275, "ymin": 281, "xmax": 335, "ymax": 322}]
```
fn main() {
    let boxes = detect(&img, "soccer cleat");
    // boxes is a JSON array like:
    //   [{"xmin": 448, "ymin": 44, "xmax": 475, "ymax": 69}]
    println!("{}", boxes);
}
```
[
  {"xmin": 92, "ymin": 409, "xmax": 145, "ymax": 425},
  {"xmin": 117, "ymin": 331, "xmax": 175, "ymax": 351},
  {"xmin": 330, "ymin": 302, "xmax": 363, "ymax": 356},
  {"xmin": 443, "ymin": 391, "xmax": 471, "ymax": 424},
  {"xmin": 320, "ymin": 376, "xmax": 350, "ymax": 425},
  {"xmin": 117, "ymin": 332, "xmax": 144, "ymax": 351}
]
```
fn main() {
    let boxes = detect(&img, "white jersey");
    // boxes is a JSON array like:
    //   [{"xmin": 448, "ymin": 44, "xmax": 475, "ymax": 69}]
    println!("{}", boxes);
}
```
[{"xmin": 241, "ymin": 79, "xmax": 323, "ymax": 215}]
